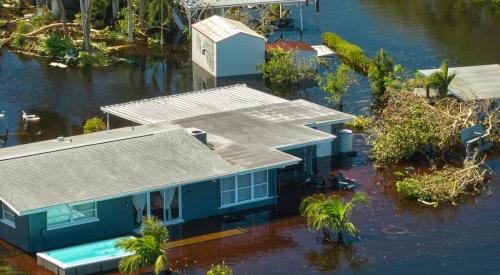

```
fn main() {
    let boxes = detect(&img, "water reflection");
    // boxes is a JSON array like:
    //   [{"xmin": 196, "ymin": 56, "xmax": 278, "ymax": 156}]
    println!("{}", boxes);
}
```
[{"xmin": 304, "ymin": 244, "xmax": 368, "ymax": 273}]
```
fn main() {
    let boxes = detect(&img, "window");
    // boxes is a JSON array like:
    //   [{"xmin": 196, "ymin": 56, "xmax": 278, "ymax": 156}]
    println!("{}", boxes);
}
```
[
  {"xmin": 220, "ymin": 177, "xmax": 236, "ymax": 206},
  {"xmin": 220, "ymin": 170, "xmax": 270, "ymax": 207},
  {"xmin": 237, "ymin": 174, "xmax": 252, "ymax": 202},
  {"xmin": 254, "ymin": 170, "xmax": 268, "ymax": 198},
  {"xmin": 1, "ymin": 202, "xmax": 16, "ymax": 228},
  {"xmin": 47, "ymin": 202, "xmax": 97, "ymax": 229}
]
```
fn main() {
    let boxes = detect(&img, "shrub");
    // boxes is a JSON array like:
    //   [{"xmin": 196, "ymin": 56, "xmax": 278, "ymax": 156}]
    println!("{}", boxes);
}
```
[
  {"xmin": 29, "ymin": 8, "xmax": 55, "ymax": 29},
  {"xmin": 317, "ymin": 64, "xmax": 356, "ymax": 106},
  {"xmin": 16, "ymin": 20, "xmax": 32, "ymax": 34},
  {"xmin": 77, "ymin": 44, "xmax": 111, "ymax": 68},
  {"xmin": 0, "ymin": 20, "xmax": 8, "ymax": 28},
  {"xmin": 345, "ymin": 116, "xmax": 373, "ymax": 132},
  {"xmin": 10, "ymin": 34, "xmax": 26, "ymax": 48},
  {"xmin": 258, "ymin": 47, "xmax": 316, "ymax": 87},
  {"xmin": 396, "ymin": 161, "xmax": 487, "ymax": 204},
  {"xmin": 322, "ymin": 32, "xmax": 372, "ymax": 74},
  {"xmin": 83, "ymin": 117, "xmax": 106, "ymax": 134},
  {"xmin": 39, "ymin": 32, "xmax": 74, "ymax": 57},
  {"xmin": 207, "ymin": 262, "xmax": 233, "ymax": 275}
]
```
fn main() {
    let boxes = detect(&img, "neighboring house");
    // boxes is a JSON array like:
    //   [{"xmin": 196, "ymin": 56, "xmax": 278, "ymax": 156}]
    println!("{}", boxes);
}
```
[
  {"xmin": 0, "ymin": 84, "xmax": 354, "ymax": 253},
  {"xmin": 191, "ymin": 15, "xmax": 265, "ymax": 77},
  {"xmin": 266, "ymin": 40, "xmax": 318, "ymax": 69}
]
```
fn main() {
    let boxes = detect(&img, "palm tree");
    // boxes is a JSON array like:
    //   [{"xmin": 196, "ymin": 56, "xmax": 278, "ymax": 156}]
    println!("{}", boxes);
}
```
[
  {"xmin": 425, "ymin": 60, "xmax": 457, "ymax": 99},
  {"xmin": 300, "ymin": 192, "xmax": 369, "ymax": 243},
  {"xmin": 117, "ymin": 216, "xmax": 169, "ymax": 274}
]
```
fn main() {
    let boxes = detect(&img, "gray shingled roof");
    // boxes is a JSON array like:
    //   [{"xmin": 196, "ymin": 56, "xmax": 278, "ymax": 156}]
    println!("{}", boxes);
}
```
[{"xmin": 0, "ymin": 126, "xmax": 237, "ymax": 215}]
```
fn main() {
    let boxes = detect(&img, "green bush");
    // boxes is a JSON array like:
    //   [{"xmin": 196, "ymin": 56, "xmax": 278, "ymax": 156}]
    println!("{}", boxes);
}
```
[
  {"xmin": 29, "ymin": 8, "xmax": 55, "ymax": 29},
  {"xmin": 16, "ymin": 21, "xmax": 32, "ymax": 34},
  {"xmin": 258, "ymin": 47, "xmax": 316, "ymax": 87},
  {"xmin": 322, "ymin": 32, "xmax": 372, "ymax": 74},
  {"xmin": 0, "ymin": 20, "xmax": 8, "ymax": 28},
  {"xmin": 83, "ymin": 117, "xmax": 106, "ymax": 134},
  {"xmin": 367, "ymin": 49, "xmax": 395, "ymax": 97},
  {"xmin": 396, "ymin": 178, "xmax": 432, "ymax": 201},
  {"xmin": 345, "ymin": 116, "xmax": 373, "ymax": 132},
  {"xmin": 10, "ymin": 34, "xmax": 27, "ymax": 48},
  {"xmin": 39, "ymin": 32, "xmax": 75, "ymax": 57},
  {"xmin": 207, "ymin": 262, "xmax": 233, "ymax": 275}
]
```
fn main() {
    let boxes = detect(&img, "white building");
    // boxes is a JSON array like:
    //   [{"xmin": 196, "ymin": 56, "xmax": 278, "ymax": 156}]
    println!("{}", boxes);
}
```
[{"xmin": 191, "ymin": 15, "xmax": 265, "ymax": 77}]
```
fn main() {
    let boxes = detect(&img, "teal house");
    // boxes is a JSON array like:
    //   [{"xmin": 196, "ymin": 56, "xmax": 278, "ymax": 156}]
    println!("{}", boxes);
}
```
[{"xmin": 0, "ymin": 84, "xmax": 354, "ymax": 253}]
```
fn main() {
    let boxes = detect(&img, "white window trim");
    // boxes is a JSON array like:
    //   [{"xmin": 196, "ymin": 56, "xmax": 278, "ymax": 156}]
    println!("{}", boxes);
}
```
[
  {"xmin": 145, "ymin": 186, "xmax": 183, "ymax": 225},
  {"xmin": 1, "ymin": 202, "xmax": 16, "ymax": 229},
  {"xmin": 219, "ymin": 170, "xmax": 271, "ymax": 208},
  {"xmin": 47, "ymin": 202, "xmax": 99, "ymax": 231}
]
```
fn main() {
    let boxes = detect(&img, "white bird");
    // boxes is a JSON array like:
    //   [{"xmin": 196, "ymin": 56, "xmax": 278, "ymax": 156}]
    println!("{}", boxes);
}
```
[{"xmin": 22, "ymin": 111, "xmax": 40, "ymax": 123}]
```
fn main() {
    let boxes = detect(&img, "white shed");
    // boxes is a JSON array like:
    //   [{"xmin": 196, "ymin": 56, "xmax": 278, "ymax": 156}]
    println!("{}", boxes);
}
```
[{"xmin": 191, "ymin": 15, "xmax": 265, "ymax": 77}]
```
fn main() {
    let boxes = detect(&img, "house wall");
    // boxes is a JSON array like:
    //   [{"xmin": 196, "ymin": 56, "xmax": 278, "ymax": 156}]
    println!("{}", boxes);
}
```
[
  {"xmin": 192, "ymin": 29, "xmax": 216, "ymax": 75},
  {"xmin": 216, "ymin": 34, "xmax": 265, "ymax": 77},
  {"xmin": 181, "ymin": 170, "xmax": 277, "ymax": 221},
  {"xmin": 28, "ymin": 196, "xmax": 134, "ymax": 253},
  {"xmin": 0, "ymin": 202, "xmax": 31, "ymax": 251}
]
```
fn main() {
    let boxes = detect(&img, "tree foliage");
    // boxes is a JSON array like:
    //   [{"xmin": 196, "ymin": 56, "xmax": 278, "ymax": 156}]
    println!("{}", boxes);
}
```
[
  {"xmin": 117, "ymin": 216, "xmax": 169, "ymax": 275},
  {"xmin": 38, "ymin": 32, "xmax": 74, "ymax": 57},
  {"xmin": 317, "ymin": 64, "xmax": 356, "ymax": 106},
  {"xmin": 367, "ymin": 48, "xmax": 395, "ymax": 97},
  {"xmin": 258, "ymin": 47, "xmax": 315, "ymax": 87},
  {"xmin": 322, "ymin": 32, "xmax": 372, "ymax": 74},
  {"xmin": 207, "ymin": 262, "xmax": 233, "ymax": 275},
  {"xmin": 83, "ymin": 117, "xmax": 106, "ymax": 133},
  {"xmin": 425, "ymin": 60, "xmax": 457, "ymax": 98},
  {"xmin": 300, "ymin": 193, "xmax": 369, "ymax": 243},
  {"xmin": 396, "ymin": 160, "xmax": 488, "ymax": 204}
]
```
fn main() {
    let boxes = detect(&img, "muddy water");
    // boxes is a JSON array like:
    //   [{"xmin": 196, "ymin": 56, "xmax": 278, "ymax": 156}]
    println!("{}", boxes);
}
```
[{"xmin": 168, "ymin": 160, "xmax": 500, "ymax": 275}]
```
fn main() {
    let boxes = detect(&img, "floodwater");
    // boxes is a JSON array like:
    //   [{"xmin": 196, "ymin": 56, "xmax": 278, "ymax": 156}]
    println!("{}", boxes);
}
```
[{"xmin": 0, "ymin": 0, "xmax": 499, "ymax": 274}]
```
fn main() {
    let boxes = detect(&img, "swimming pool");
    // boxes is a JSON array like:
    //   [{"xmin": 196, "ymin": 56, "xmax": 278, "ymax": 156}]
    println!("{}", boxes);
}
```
[{"xmin": 36, "ymin": 236, "xmax": 134, "ymax": 275}]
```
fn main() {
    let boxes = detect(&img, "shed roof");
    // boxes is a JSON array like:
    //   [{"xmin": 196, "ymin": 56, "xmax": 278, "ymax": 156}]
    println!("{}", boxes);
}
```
[
  {"xmin": 266, "ymin": 41, "xmax": 315, "ymax": 52},
  {"xmin": 180, "ymin": 0, "xmax": 306, "ymax": 10},
  {"xmin": 419, "ymin": 64, "xmax": 500, "ymax": 101},
  {"xmin": 0, "ymin": 126, "xmax": 237, "ymax": 215},
  {"xmin": 192, "ymin": 15, "xmax": 264, "ymax": 42},
  {"xmin": 101, "ymin": 84, "xmax": 288, "ymax": 125}
]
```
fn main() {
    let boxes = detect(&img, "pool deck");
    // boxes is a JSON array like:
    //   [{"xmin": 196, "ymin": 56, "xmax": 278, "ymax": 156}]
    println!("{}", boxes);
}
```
[{"xmin": 0, "ymin": 228, "xmax": 249, "ymax": 274}]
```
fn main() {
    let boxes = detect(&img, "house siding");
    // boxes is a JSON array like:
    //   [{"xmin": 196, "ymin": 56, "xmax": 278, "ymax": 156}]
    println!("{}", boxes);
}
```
[
  {"xmin": 0, "ymin": 202, "xmax": 30, "ymax": 251},
  {"xmin": 181, "ymin": 170, "xmax": 277, "ymax": 221},
  {"xmin": 216, "ymin": 34, "xmax": 265, "ymax": 77},
  {"xmin": 28, "ymin": 196, "xmax": 135, "ymax": 252}
]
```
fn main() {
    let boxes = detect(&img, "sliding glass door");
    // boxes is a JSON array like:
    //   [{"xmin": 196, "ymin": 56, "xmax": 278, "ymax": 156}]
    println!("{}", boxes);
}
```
[{"xmin": 133, "ymin": 186, "xmax": 182, "ymax": 225}]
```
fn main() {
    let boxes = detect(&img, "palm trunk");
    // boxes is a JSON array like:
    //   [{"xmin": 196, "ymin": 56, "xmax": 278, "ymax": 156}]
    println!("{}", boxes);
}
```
[
  {"xmin": 337, "ymin": 231, "xmax": 344, "ymax": 244},
  {"xmin": 138, "ymin": 0, "xmax": 145, "ymax": 28},
  {"xmin": 426, "ymin": 86, "xmax": 430, "ymax": 99},
  {"xmin": 56, "ymin": 0, "xmax": 68, "ymax": 37},
  {"xmin": 127, "ymin": 0, "xmax": 134, "ymax": 42},
  {"xmin": 80, "ymin": 0, "xmax": 93, "ymax": 51}
]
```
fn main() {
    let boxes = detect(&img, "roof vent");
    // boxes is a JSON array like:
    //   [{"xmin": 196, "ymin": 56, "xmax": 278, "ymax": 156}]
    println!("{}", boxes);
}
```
[
  {"xmin": 190, "ymin": 129, "xmax": 207, "ymax": 145},
  {"xmin": 57, "ymin": 136, "xmax": 65, "ymax": 142}
]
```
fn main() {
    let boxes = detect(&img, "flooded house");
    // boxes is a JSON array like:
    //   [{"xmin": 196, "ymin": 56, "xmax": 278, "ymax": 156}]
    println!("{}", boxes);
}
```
[
  {"xmin": 191, "ymin": 16, "xmax": 265, "ymax": 77},
  {"xmin": 0, "ymin": 84, "xmax": 354, "ymax": 255}
]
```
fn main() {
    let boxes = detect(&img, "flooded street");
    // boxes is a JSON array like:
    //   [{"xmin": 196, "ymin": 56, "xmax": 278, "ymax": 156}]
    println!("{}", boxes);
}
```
[{"xmin": 0, "ymin": 0, "xmax": 499, "ymax": 274}]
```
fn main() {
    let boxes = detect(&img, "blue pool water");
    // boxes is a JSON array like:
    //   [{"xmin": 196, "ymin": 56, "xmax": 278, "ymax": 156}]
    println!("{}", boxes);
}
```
[{"xmin": 39, "ymin": 236, "xmax": 133, "ymax": 267}]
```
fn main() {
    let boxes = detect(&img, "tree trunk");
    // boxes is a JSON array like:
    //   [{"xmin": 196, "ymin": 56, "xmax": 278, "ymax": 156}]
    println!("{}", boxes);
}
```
[
  {"xmin": 80, "ymin": 0, "xmax": 93, "ymax": 51},
  {"xmin": 426, "ymin": 86, "xmax": 430, "ymax": 99},
  {"xmin": 138, "ymin": 0, "xmax": 145, "ymax": 28},
  {"xmin": 337, "ymin": 231, "xmax": 344, "ymax": 244},
  {"xmin": 127, "ymin": 0, "xmax": 133, "ymax": 42},
  {"xmin": 56, "ymin": 0, "xmax": 68, "ymax": 37}
]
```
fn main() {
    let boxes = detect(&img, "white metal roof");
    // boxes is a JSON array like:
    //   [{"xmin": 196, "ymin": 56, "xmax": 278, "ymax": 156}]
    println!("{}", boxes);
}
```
[
  {"xmin": 311, "ymin": 45, "xmax": 334, "ymax": 57},
  {"xmin": 181, "ymin": 0, "xmax": 306, "ymax": 10},
  {"xmin": 192, "ymin": 15, "xmax": 264, "ymax": 42},
  {"xmin": 419, "ymin": 64, "xmax": 500, "ymax": 101},
  {"xmin": 101, "ymin": 84, "xmax": 288, "ymax": 124}
]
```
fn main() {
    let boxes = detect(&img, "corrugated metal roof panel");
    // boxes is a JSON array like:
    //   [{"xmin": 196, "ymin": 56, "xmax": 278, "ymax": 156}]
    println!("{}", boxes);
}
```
[{"xmin": 101, "ymin": 84, "xmax": 288, "ymax": 124}]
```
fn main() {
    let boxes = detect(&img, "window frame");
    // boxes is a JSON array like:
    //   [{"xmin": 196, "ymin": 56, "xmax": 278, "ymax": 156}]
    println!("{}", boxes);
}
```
[
  {"xmin": 47, "ymin": 202, "xmax": 99, "ymax": 230},
  {"xmin": 219, "ymin": 170, "xmax": 270, "ymax": 208},
  {"xmin": 1, "ymin": 202, "xmax": 16, "ymax": 228}
]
